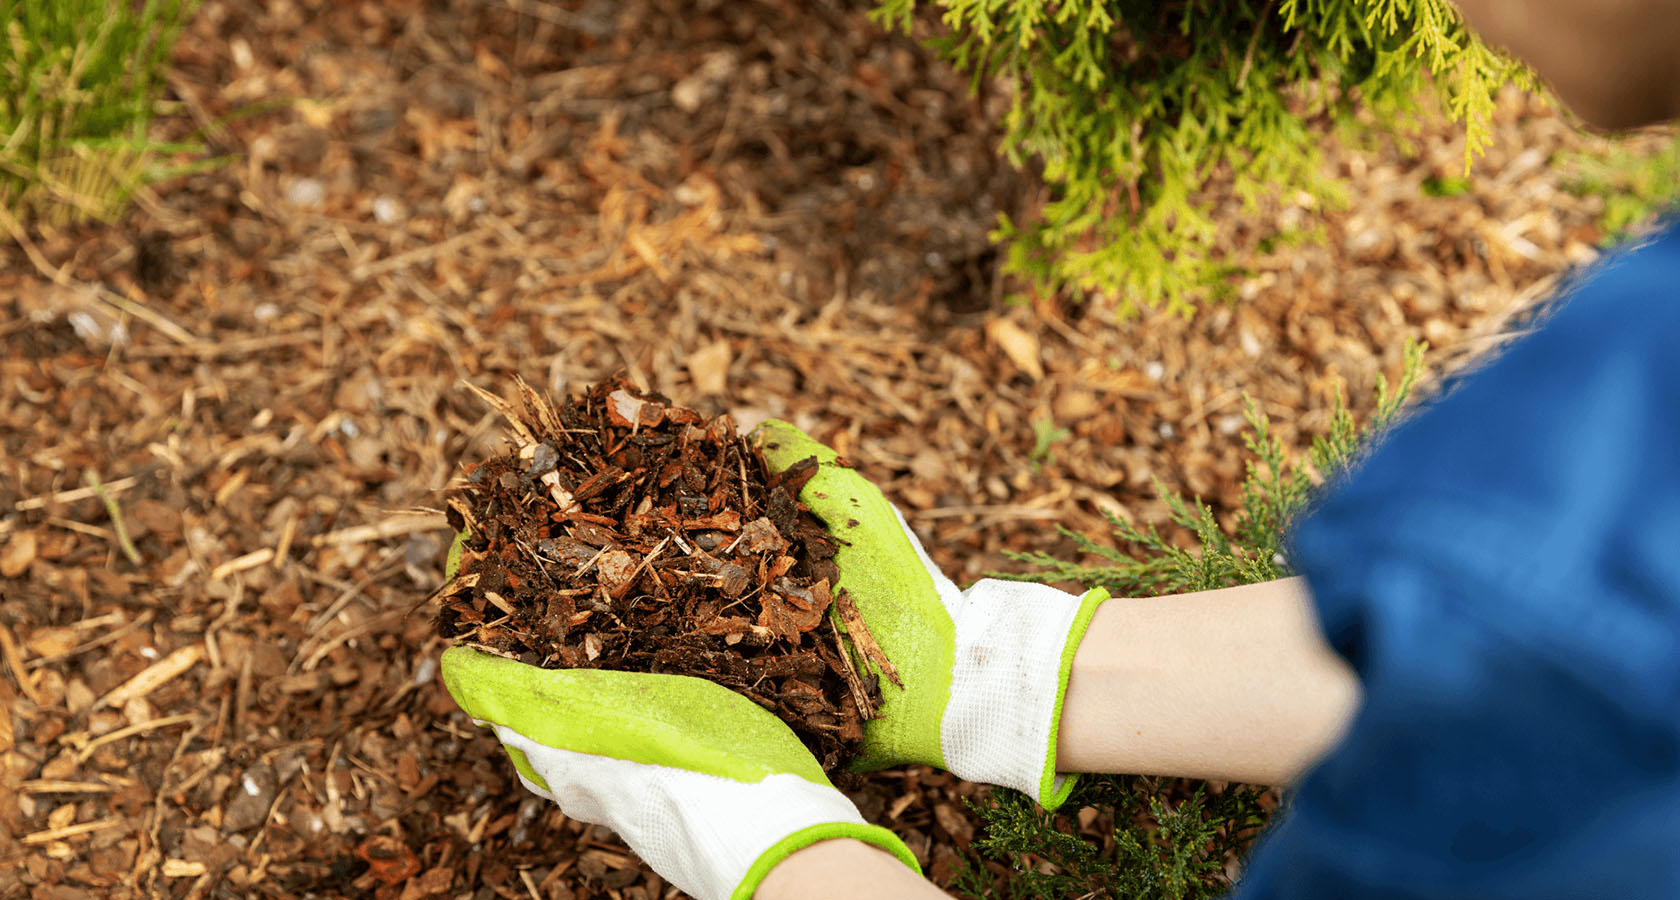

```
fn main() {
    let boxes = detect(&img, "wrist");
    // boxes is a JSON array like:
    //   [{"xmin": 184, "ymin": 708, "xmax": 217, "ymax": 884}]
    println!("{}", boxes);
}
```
[{"xmin": 755, "ymin": 838, "xmax": 940, "ymax": 900}]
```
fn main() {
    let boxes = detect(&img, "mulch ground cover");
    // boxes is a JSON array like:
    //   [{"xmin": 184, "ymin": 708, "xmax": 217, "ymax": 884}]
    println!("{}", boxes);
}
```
[
  {"xmin": 439, "ymin": 377, "xmax": 887, "ymax": 771},
  {"xmin": 0, "ymin": 0, "xmax": 1657, "ymax": 898}
]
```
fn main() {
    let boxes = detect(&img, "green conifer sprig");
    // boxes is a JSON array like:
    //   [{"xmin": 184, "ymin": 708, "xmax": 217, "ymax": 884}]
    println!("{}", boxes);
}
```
[
  {"xmin": 874, "ymin": 0, "xmax": 1532, "ymax": 316},
  {"xmin": 1003, "ymin": 340, "xmax": 1422, "ymax": 596},
  {"xmin": 962, "ymin": 343, "xmax": 1424, "ymax": 899}
]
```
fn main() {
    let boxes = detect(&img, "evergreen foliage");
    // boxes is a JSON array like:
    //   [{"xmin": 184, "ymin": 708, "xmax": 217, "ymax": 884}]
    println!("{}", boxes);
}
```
[
  {"xmin": 0, "ymin": 0, "xmax": 203, "ymax": 226},
  {"xmin": 960, "ymin": 343, "xmax": 1425, "ymax": 899},
  {"xmin": 1569, "ymin": 131, "xmax": 1680, "ymax": 246},
  {"xmin": 872, "ymin": 0, "xmax": 1532, "ymax": 315}
]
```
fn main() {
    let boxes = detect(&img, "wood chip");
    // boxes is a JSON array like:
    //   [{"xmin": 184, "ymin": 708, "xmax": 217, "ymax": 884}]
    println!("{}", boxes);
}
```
[
  {"xmin": 20, "ymin": 780, "xmax": 120, "ymax": 794},
  {"xmin": 210, "ymin": 548, "xmax": 275, "ymax": 581},
  {"xmin": 22, "ymin": 817, "xmax": 124, "ymax": 844},
  {"xmin": 461, "ymin": 378, "xmax": 536, "ymax": 445},
  {"xmin": 12, "ymin": 475, "xmax": 142, "ymax": 512},
  {"xmin": 0, "ymin": 622, "xmax": 42, "ymax": 705},
  {"xmin": 985, "ymin": 317, "xmax": 1045, "ymax": 380},
  {"xmin": 309, "ymin": 512, "xmax": 449, "ymax": 547},
  {"xmin": 0, "ymin": 528, "xmax": 37, "ymax": 577},
  {"xmin": 162, "ymin": 860, "xmax": 207, "ymax": 878},
  {"xmin": 834, "ymin": 588, "xmax": 901, "ymax": 688},
  {"xmin": 96, "ymin": 645, "xmax": 204, "ymax": 710},
  {"xmin": 685, "ymin": 339, "xmax": 732, "ymax": 394}
]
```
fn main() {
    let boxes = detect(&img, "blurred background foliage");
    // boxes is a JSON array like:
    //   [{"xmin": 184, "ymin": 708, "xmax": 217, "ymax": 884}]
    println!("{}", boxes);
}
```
[
  {"xmin": 0, "ymin": 0, "xmax": 204, "ymax": 229},
  {"xmin": 873, "ymin": 0, "xmax": 1535, "ymax": 316}
]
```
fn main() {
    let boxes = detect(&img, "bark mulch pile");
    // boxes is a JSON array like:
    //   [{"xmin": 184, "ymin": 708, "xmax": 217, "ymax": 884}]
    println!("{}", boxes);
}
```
[{"xmin": 438, "ymin": 378, "xmax": 891, "ymax": 771}]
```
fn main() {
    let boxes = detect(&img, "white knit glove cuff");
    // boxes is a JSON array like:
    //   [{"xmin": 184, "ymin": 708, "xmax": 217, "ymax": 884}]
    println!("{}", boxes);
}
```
[
  {"xmin": 892, "ymin": 507, "xmax": 1101, "ymax": 807},
  {"xmin": 942, "ymin": 580, "xmax": 1089, "ymax": 804}
]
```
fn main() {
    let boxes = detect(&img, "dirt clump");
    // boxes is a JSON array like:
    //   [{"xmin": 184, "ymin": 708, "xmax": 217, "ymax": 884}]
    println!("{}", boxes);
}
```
[{"xmin": 436, "ymin": 377, "xmax": 894, "ymax": 773}]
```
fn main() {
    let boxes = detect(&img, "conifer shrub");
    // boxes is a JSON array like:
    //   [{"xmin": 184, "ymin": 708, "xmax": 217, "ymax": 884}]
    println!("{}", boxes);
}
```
[
  {"xmin": 872, "ymin": 0, "xmax": 1532, "ymax": 315},
  {"xmin": 0, "ymin": 0, "xmax": 202, "ymax": 227},
  {"xmin": 960, "ymin": 344, "xmax": 1424, "ymax": 899}
]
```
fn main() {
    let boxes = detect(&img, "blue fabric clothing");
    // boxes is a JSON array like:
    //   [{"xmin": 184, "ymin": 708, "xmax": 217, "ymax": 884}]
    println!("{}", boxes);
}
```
[{"xmin": 1233, "ymin": 221, "xmax": 1680, "ymax": 899}]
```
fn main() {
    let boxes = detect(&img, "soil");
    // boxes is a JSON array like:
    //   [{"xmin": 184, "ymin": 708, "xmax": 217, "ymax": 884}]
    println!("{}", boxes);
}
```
[
  {"xmin": 0, "ymin": 0, "xmax": 1660, "ymax": 898},
  {"xmin": 437, "ymin": 377, "xmax": 885, "ymax": 772}
]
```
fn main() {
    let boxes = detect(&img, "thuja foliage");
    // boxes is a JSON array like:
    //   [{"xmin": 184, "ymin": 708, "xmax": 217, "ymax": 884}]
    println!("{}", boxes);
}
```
[
  {"xmin": 872, "ymin": 0, "xmax": 1532, "ymax": 316},
  {"xmin": 959, "ymin": 343, "xmax": 1424, "ymax": 900},
  {"xmin": 1568, "ymin": 131, "xmax": 1680, "ymax": 247},
  {"xmin": 0, "ymin": 0, "xmax": 202, "ymax": 226}
]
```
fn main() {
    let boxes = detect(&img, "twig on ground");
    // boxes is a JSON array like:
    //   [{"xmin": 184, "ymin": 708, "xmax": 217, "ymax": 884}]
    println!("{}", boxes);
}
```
[
  {"xmin": 19, "ymin": 780, "xmax": 123, "ymax": 794},
  {"xmin": 26, "ymin": 611, "xmax": 156, "ymax": 670},
  {"xmin": 210, "ymin": 549, "xmax": 275, "ymax": 582},
  {"xmin": 71, "ymin": 713, "xmax": 198, "ymax": 763},
  {"xmin": 22, "ymin": 818, "xmax": 125, "ymax": 845},
  {"xmin": 0, "ymin": 622, "xmax": 43, "ymax": 704},
  {"xmin": 84, "ymin": 470, "xmax": 143, "ymax": 564},
  {"xmin": 308, "ymin": 512, "xmax": 449, "ymax": 547},
  {"xmin": 95, "ymin": 646, "xmax": 205, "ymax": 711},
  {"xmin": 15, "ymin": 474, "xmax": 142, "ymax": 511}
]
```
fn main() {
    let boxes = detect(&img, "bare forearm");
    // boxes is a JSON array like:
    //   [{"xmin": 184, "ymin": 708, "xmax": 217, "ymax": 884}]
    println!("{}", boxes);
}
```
[
  {"xmin": 756, "ymin": 839, "xmax": 949, "ymax": 900},
  {"xmin": 1057, "ymin": 576, "xmax": 1359, "ymax": 785}
]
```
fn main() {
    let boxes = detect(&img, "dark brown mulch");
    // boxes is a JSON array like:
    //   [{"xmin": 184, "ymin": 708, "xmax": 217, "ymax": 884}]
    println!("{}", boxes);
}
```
[
  {"xmin": 0, "ymin": 0, "xmax": 1650, "ymax": 897},
  {"xmin": 439, "ymin": 377, "xmax": 887, "ymax": 772}
]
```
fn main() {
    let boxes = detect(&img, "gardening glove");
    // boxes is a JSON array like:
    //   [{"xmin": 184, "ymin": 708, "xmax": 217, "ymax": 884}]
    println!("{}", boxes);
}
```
[
  {"xmin": 753, "ymin": 421, "xmax": 1108, "ymax": 810},
  {"xmin": 440, "ymin": 646, "xmax": 919, "ymax": 900}
]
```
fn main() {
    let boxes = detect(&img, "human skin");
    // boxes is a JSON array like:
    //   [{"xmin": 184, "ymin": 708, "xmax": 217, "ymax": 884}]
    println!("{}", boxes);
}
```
[
  {"xmin": 759, "ymin": 577, "xmax": 1359, "ymax": 900},
  {"xmin": 1453, "ymin": 0, "xmax": 1680, "ymax": 129},
  {"xmin": 1055, "ymin": 576, "xmax": 1359, "ymax": 785},
  {"xmin": 758, "ymin": 838, "xmax": 952, "ymax": 900}
]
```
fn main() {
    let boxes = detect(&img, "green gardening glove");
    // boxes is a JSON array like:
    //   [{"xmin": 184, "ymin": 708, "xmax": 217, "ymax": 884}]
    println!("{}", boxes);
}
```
[
  {"xmin": 754, "ymin": 421, "xmax": 1108, "ymax": 810},
  {"xmin": 440, "ymin": 647, "xmax": 918, "ymax": 900}
]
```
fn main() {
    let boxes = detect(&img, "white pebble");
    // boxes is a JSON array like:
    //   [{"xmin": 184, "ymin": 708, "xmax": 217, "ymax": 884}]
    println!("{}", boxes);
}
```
[
  {"xmin": 413, "ymin": 656, "xmax": 439, "ymax": 686},
  {"xmin": 372, "ymin": 195, "xmax": 401, "ymax": 225},
  {"xmin": 286, "ymin": 178, "xmax": 326, "ymax": 208}
]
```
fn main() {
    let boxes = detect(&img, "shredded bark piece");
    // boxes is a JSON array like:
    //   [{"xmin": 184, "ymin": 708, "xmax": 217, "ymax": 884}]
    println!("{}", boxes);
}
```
[{"xmin": 834, "ymin": 586, "xmax": 903, "ymax": 689}]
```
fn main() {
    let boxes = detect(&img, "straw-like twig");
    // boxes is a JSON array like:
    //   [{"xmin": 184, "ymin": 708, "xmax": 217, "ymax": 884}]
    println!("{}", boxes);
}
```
[{"xmin": 85, "ymin": 470, "xmax": 143, "ymax": 564}]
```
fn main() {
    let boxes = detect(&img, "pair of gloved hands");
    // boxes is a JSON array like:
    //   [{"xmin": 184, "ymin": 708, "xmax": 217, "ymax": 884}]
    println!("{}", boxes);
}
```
[{"xmin": 441, "ymin": 422, "xmax": 1107, "ymax": 900}]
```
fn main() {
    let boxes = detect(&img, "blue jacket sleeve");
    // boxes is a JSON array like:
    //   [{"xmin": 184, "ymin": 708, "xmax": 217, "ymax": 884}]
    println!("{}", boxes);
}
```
[{"xmin": 1231, "ymin": 224, "xmax": 1680, "ymax": 899}]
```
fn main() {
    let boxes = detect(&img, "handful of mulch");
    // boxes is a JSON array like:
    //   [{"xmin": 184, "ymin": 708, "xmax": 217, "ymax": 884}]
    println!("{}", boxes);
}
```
[{"xmin": 435, "ymin": 376, "xmax": 896, "ymax": 772}]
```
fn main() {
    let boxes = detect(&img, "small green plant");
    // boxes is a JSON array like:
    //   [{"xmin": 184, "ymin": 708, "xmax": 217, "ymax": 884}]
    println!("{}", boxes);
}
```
[
  {"xmin": 1568, "ymin": 130, "xmax": 1680, "ymax": 246},
  {"xmin": 958, "ymin": 343, "xmax": 1425, "ymax": 899},
  {"xmin": 0, "ymin": 0, "xmax": 202, "ymax": 226},
  {"xmin": 1029, "ymin": 417, "xmax": 1072, "ymax": 470},
  {"xmin": 952, "ymin": 776, "xmax": 1271, "ymax": 900},
  {"xmin": 873, "ymin": 0, "xmax": 1532, "ymax": 316},
  {"xmin": 1421, "ymin": 174, "xmax": 1472, "ymax": 198}
]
